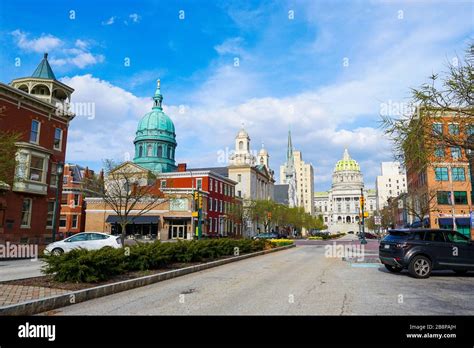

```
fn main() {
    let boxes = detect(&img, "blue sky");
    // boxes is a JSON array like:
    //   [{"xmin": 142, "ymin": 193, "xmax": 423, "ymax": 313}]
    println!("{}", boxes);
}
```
[{"xmin": 1, "ymin": 0, "xmax": 473, "ymax": 190}]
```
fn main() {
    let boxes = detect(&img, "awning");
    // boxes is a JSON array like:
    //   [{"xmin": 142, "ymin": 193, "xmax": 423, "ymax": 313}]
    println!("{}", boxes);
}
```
[
  {"xmin": 456, "ymin": 217, "xmax": 470, "ymax": 226},
  {"xmin": 439, "ymin": 218, "xmax": 454, "ymax": 226},
  {"xmin": 163, "ymin": 216, "xmax": 191, "ymax": 221},
  {"xmin": 106, "ymin": 215, "xmax": 160, "ymax": 224}
]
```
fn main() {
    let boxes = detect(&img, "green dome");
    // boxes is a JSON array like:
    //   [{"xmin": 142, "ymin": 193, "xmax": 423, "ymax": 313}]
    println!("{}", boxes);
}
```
[
  {"xmin": 133, "ymin": 80, "xmax": 177, "ymax": 173},
  {"xmin": 334, "ymin": 149, "xmax": 360, "ymax": 172}
]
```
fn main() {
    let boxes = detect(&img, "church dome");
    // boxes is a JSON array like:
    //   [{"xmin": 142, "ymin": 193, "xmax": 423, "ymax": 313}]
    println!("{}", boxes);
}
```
[
  {"xmin": 334, "ymin": 148, "xmax": 360, "ymax": 172},
  {"xmin": 136, "ymin": 109, "xmax": 175, "ymax": 139}
]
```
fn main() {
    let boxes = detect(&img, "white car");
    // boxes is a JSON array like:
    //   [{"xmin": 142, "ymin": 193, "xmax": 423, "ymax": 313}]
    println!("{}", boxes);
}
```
[{"xmin": 44, "ymin": 232, "xmax": 122, "ymax": 255}]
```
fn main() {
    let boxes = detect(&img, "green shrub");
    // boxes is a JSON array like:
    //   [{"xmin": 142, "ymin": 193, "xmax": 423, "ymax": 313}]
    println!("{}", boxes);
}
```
[{"xmin": 43, "ymin": 238, "xmax": 276, "ymax": 283}]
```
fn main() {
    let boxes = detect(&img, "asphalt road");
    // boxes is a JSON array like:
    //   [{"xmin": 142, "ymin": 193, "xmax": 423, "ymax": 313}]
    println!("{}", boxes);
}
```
[
  {"xmin": 44, "ymin": 239, "xmax": 474, "ymax": 315},
  {"xmin": 0, "ymin": 259, "xmax": 44, "ymax": 281}
]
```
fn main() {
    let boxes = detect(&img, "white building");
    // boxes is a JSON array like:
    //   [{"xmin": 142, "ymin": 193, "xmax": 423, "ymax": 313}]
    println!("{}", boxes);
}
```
[
  {"xmin": 314, "ymin": 149, "xmax": 376, "ymax": 234},
  {"xmin": 279, "ymin": 131, "xmax": 298, "ymax": 207},
  {"xmin": 294, "ymin": 150, "xmax": 314, "ymax": 215},
  {"xmin": 375, "ymin": 162, "xmax": 407, "ymax": 211},
  {"xmin": 228, "ymin": 126, "xmax": 275, "ymax": 236}
]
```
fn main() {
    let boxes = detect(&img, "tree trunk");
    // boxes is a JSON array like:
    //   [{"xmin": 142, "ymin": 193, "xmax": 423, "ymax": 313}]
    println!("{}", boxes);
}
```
[{"xmin": 120, "ymin": 222, "xmax": 128, "ymax": 247}]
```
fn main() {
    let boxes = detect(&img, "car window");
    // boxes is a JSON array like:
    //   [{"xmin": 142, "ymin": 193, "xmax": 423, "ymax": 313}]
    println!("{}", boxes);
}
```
[
  {"xmin": 384, "ymin": 231, "xmax": 409, "ymax": 242},
  {"xmin": 67, "ymin": 234, "xmax": 88, "ymax": 242},
  {"xmin": 93, "ymin": 233, "xmax": 109, "ymax": 240},
  {"xmin": 410, "ymin": 231, "xmax": 424, "ymax": 241},
  {"xmin": 444, "ymin": 231, "xmax": 470, "ymax": 244},
  {"xmin": 424, "ymin": 231, "xmax": 445, "ymax": 242}
]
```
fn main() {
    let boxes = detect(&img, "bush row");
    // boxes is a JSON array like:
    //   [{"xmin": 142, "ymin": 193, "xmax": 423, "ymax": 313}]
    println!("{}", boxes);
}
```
[
  {"xmin": 308, "ymin": 233, "xmax": 346, "ymax": 240},
  {"xmin": 42, "ymin": 239, "xmax": 289, "ymax": 283}
]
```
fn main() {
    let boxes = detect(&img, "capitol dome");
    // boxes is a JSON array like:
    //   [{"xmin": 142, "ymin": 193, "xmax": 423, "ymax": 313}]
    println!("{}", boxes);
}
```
[
  {"xmin": 133, "ymin": 80, "xmax": 177, "ymax": 173},
  {"xmin": 334, "ymin": 148, "xmax": 360, "ymax": 172}
]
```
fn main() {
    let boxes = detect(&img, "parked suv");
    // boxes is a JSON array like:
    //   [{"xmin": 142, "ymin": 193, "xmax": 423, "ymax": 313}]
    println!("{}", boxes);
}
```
[{"xmin": 379, "ymin": 228, "xmax": 473, "ymax": 278}]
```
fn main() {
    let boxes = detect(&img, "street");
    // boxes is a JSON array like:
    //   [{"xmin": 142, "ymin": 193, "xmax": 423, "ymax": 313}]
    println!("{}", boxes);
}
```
[
  {"xmin": 43, "ymin": 237, "xmax": 474, "ymax": 315},
  {"xmin": 0, "ymin": 259, "xmax": 44, "ymax": 282}
]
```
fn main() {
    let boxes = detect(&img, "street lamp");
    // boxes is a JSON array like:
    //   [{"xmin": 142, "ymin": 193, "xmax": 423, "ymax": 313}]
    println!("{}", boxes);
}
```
[
  {"xmin": 360, "ymin": 188, "xmax": 367, "ymax": 245},
  {"xmin": 466, "ymin": 134, "xmax": 474, "ymax": 236},
  {"xmin": 51, "ymin": 162, "xmax": 64, "ymax": 242}
]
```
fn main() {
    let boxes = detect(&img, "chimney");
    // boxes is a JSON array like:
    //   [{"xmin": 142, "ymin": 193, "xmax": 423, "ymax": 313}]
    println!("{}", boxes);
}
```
[{"xmin": 177, "ymin": 163, "xmax": 187, "ymax": 172}]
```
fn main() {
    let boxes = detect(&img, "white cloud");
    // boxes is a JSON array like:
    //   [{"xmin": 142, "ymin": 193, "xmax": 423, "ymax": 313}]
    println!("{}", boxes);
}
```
[
  {"xmin": 102, "ymin": 17, "xmax": 116, "ymax": 25},
  {"xmin": 11, "ymin": 30, "xmax": 62, "ymax": 53},
  {"xmin": 129, "ymin": 13, "xmax": 141, "ymax": 23},
  {"xmin": 214, "ymin": 37, "xmax": 244, "ymax": 55}
]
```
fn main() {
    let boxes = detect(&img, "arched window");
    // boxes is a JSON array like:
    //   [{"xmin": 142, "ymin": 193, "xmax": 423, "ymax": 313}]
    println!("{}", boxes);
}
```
[
  {"xmin": 147, "ymin": 144, "xmax": 153, "ymax": 157},
  {"xmin": 346, "ymin": 216, "xmax": 351, "ymax": 223},
  {"xmin": 337, "ymin": 216, "xmax": 342, "ymax": 222},
  {"xmin": 238, "ymin": 141, "xmax": 243, "ymax": 150},
  {"xmin": 157, "ymin": 145, "xmax": 163, "ymax": 158},
  {"xmin": 167, "ymin": 147, "xmax": 172, "ymax": 159},
  {"xmin": 138, "ymin": 145, "xmax": 143, "ymax": 157}
]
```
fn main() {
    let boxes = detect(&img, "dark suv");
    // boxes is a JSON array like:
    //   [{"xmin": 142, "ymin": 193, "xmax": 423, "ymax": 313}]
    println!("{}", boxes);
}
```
[{"xmin": 379, "ymin": 228, "xmax": 473, "ymax": 278}]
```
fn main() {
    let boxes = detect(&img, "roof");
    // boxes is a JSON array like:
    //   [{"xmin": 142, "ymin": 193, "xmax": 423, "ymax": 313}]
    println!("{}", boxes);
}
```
[
  {"xmin": 31, "ymin": 53, "xmax": 56, "ymax": 80},
  {"xmin": 187, "ymin": 167, "xmax": 229, "ymax": 177}
]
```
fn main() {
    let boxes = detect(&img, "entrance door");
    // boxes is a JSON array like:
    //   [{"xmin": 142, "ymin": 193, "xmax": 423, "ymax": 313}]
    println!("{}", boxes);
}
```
[{"xmin": 171, "ymin": 225, "xmax": 186, "ymax": 239}]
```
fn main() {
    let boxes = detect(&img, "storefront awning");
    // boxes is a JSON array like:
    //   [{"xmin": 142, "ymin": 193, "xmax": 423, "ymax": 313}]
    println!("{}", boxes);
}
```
[
  {"xmin": 163, "ymin": 216, "xmax": 191, "ymax": 220},
  {"xmin": 456, "ymin": 217, "xmax": 470, "ymax": 226},
  {"xmin": 439, "ymin": 218, "xmax": 454, "ymax": 226},
  {"xmin": 106, "ymin": 215, "xmax": 160, "ymax": 224}
]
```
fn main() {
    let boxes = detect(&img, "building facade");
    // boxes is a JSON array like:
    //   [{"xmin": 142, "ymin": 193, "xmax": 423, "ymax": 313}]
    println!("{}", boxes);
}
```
[
  {"xmin": 314, "ymin": 149, "xmax": 376, "ymax": 234},
  {"xmin": 227, "ymin": 126, "xmax": 274, "ymax": 236},
  {"xmin": 293, "ymin": 150, "xmax": 314, "ymax": 215},
  {"xmin": 279, "ymin": 131, "xmax": 298, "ymax": 207},
  {"xmin": 58, "ymin": 164, "xmax": 95, "ymax": 238},
  {"xmin": 406, "ymin": 111, "xmax": 473, "ymax": 237},
  {"xmin": 375, "ymin": 162, "xmax": 407, "ymax": 211},
  {"xmin": 0, "ymin": 53, "xmax": 74, "ymax": 245}
]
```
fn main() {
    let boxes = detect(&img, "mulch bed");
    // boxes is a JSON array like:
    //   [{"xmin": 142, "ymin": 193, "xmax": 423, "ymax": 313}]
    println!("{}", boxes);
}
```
[{"xmin": 1, "ymin": 262, "xmax": 203, "ymax": 291}]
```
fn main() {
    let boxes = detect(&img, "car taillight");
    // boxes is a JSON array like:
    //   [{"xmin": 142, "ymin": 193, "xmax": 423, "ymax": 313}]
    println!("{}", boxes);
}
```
[{"xmin": 395, "ymin": 242, "xmax": 407, "ymax": 248}]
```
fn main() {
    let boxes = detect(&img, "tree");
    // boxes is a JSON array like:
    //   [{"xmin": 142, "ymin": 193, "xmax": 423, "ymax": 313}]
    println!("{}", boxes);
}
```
[
  {"xmin": 82, "ymin": 160, "xmax": 169, "ymax": 246},
  {"xmin": 0, "ymin": 131, "xmax": 21, "ymax": 187},
  {"xmin": 381, "ymin": 42, "xmax": 474, "ymax": 172},
  {"xmin": 403, "ymin": 187, "xmax": 440, "ymax": 225}
]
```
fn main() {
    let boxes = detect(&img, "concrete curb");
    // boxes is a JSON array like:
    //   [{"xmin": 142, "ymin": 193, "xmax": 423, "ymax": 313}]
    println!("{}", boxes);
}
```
[{"xmin": 0, "ymin": 244, "xmax": 295, "ymax": 316}]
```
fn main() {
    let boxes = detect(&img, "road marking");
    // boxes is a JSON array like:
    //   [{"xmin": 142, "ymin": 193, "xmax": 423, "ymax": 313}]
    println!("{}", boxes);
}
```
[{"xmin": 350, "ymin": 263, "xmax": 381, "ymax": 268}]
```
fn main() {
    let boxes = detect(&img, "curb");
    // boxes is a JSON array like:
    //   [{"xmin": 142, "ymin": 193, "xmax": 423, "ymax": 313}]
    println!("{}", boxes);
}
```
[{"xmin": 0, "ymin": 244, "xmax": 295, "ymax": 316}]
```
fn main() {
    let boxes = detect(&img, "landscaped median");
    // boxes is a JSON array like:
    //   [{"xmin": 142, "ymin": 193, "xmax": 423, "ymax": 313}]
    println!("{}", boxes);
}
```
[
  {"xmin": 308, "ymin": 233, "xmax": 346, "ymax": 240},
  {"xmin": 0, "ymin": 238, "xmax": 294, "ymax": 315}
]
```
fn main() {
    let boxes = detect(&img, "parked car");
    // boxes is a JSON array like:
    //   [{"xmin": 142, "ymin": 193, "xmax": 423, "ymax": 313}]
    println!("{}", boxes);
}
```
[
  {"xmin": 379, "ymin": 228, "xmax": 474, "ymax": 278},
  {"xmin": 347, "ymin": 231, "xmax": 355, "ymax": 234},
  {"xmin": 253, "ymin": 233, "xmax": 280, "ymax": 240},
  {"xmin": 364, "ymin": 232, "xmax": 378, "ymax": 239},
  {"xmin": 44, "ymin": 232, "xmax": 122, "ymax": 255}
]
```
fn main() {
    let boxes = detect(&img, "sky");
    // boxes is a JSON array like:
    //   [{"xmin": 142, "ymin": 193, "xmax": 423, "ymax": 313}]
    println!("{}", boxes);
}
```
[{"xmin": 1, "ymin": 0, "xmax": 473, "ymax": 190}]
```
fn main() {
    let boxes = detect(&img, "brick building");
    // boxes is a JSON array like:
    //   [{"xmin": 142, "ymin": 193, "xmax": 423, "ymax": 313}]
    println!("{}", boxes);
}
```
[
  {"xmin": 0, "ymin": 54, "xmax": 75, "ymax": 245},
  {"xmin": 57, "ymin": 164, "xmax": 95, "ymax": 239},
  {"xmin": 84, "ymin": 162, "xmax": 243, "ymax": 240},
  {"xmin": 406, "ymin": 110, "xmax": 473, "ymax": 238}
]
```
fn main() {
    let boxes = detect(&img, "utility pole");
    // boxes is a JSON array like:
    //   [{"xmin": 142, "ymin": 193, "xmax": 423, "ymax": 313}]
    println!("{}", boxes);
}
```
[{"xmin": 360, "ymin": 188, "xmax": 367, "ymax": 244}]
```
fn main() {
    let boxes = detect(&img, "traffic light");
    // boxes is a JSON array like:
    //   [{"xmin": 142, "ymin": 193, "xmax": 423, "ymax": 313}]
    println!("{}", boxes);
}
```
[{"xmin": 267, "ymin": 212, "xmax": 272, "ymax": 220}]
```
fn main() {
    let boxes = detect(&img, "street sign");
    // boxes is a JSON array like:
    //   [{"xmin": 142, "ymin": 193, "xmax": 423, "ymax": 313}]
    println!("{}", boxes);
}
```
[{"xmin": 192, "ymin": 211, "xmax": 198, "ymax": 217}]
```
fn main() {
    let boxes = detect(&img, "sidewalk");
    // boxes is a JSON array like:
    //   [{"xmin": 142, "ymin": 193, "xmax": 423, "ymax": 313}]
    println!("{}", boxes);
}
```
[{"xmin": 0, "ymin": 284, "xmax": 70, "ymax": 307}]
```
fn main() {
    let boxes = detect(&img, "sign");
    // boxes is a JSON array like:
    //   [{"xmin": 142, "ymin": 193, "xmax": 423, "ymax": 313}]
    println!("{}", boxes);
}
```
[
  {"xmin": 375, "ymin": 216, "xmax": 382, "ymax": 225},
  {"xmin": 192, "ymin": 211, "xmax": 198, "ymax": 217}
]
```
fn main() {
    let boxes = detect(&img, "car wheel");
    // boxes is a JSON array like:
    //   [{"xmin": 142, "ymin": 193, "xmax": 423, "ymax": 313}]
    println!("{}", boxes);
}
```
[
  {"xmin": 454, "ymin": 270, "xmax": 468, "ymax": 275},
  {"xmin": 51, "ymin": 248, "xmax": 64, "ymax": 256},
  {"xmin": 408, "ymin": 255, "xmax": 432, "ymax": 279},
  {"xmin": 384, "ymin": 264, "xmax": 403, "ymax": 273}
]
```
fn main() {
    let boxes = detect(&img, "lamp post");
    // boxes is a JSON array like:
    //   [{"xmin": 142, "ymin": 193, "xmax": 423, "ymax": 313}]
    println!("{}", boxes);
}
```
[
  {"xmin": 466, "ymin": 134, "xmax": 474, "ymax": 237},
  {"xmin": 51, "ymin": 162, "xmax": 64, "ymax": 242},
  {"xmin": 360, "ymin": 188, "xmax": 367, "ymax": 245}
]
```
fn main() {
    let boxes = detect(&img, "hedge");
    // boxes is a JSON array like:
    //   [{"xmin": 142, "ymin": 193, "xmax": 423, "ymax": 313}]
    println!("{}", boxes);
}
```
[
  {"xmin": 42, "ymin": 238, "xmax": 286, "ymax": 283},
  {"xmin": 308, "ymin": 233, "xmax": 346, "ymax": 240}
]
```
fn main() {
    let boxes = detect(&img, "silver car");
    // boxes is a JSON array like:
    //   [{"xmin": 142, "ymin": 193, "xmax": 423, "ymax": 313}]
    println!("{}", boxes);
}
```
[{"xmin": 44, "ymin": 232, "xmax": 122, "ymax": 255}]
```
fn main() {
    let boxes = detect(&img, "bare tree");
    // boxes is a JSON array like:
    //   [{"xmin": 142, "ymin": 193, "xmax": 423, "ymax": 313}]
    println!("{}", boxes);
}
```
[
  {"xmin": 403, "ymin": 187, "xmax": 440, "ymax": 225},
  {"xmin": 83, "ymin": 160, "xmax": 169, "ymax": 246}
]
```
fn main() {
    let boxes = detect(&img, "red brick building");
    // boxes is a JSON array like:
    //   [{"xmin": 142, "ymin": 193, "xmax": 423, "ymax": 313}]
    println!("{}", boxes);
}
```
[
  {"xmin": 58, "ymin": 164, "xmax": 94, "ymax": 239},
  {"xmin": 0, "ymin": 53, "xmax": 75, "ymax": 245}
]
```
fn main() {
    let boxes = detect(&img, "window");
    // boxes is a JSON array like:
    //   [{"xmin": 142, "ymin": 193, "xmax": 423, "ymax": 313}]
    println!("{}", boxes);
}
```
[
  {"xmin": 29, "ymin": 156, "xmax": 45, "ymax": 182},
  {"xmin": 214, "ymin": 180, "xmax": 217, "ymax": 192},
  {"xmin": 61, "ymin": 193, "xmax": 68, "ymax": 205},
  {"xmin": 454, "ymin": 191, "xmax": 468, "ymax": 205},
  {"xmin": 46, "ymin": 201, "xmax": 54, "ymax": 228},
  {"xmin": 68, "ymin": 233, "xmax": 87, "ymax": 242},
  {"xmin": 467, "ymin": 124, "xmax": 474, "ymax": 136},
  {"xmin": 210, "ymin": 218, "xmax": 213, "ymax": 232},
  {"xmin": 30, "ymin": 120, "xmax": 40, "ymax": 143},
  {"xmin": 238, "ymin": 190, "xmax": 241, "ymax": 197},
  {"xmin": 157, "ymin": 145, "xmax": 163, "ymax": 157},
  {"xmin": 147, "ymin": 144, "xmax": 153, "ymax": 157},
  {"xmin": 214, "ymin": 218, "xmax": 218, "ymax": 233},
  {"xmin": 424, "ymin": 231, "xmax": 445, "ymax": 243},
  {"xmin": 167, "ymin": 147, "xmax": 172, "ymax": 159},
  {"xmin": 237, "ymin": 174, "xmax": 242, "ymax": 182},
  {"xmin": 160, "ymin": 180, "xmax": 166, "ymax": 188},
  {"xmin": 74, "ymin": 194, "xmax": 80, "ymax": 206},
  {"xmin": 209, "ymin": 197, "xmax": 212, "ymax": 211},
  {"xmin": 434, "ymin": 167, "xmax": 449, "ymax": 181},
  {"xmin": 451, "ymin": 147, "xmax": 461, "ymax": 160},
  {"xmin": 220, "ymin": 182, "xmax": 223, "ymax": 194},
  {"xmin": 59, "ymin": 215, "xmax": 67, "ymax": 228},
  {"xmin": 209, "ymin": 179, "xmax": 213, "ymax": 191},
  {"xmin": 63, "ymin": 176, "xmax": 68, "ymax": 184},
  {"xmin": 72, "ymin": 215, "xmax": 78, "ymax": 229},
  {"xmin": 21, "ymin": 198, "xmax": 32, "ymax": 228},
  {"xmin": 452, "ymin": 167, "xmax": 465, "ymax": 181},
  {"xmin": 444, "ymin": 230, "xmax": 470, "ymax": 244},
  {"xmin": 448, "ymin": 123, "xmax": 459, "ymax": 135},
  {"xmin": 54, "ymin": 128, "xmax": 63, "ymax": 150},
  {"xmin": 50, "ymin": 163, "xmax": 58, "ymax": 187},
  {"xmin": 434, "ymin": 146, "xmax": 445, "ymax": 158},
  {"xmin": 220, "ymin": 200, "xmax": 223, "ymax": 213},
  {"xmin": 238, "ymin": 141, "xmax": 243, "ymax": 150},
  {"xmin": 196, "ymin": 178, "xmax": 202, "ymax": 190},
  {"xmin": 432, "ymin": 123, "xmax": 443, "ymax": 135},
  {"xmin": 437, "ymin": 191, "xmax": 451, "ymax": 205},
  {"xmin": 214, "ymin": 199, "xmax": 218, "ymax": 211},
  {"xmin": 138, "ymin": 146, "xmax": 143, "ymax": 157}
]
